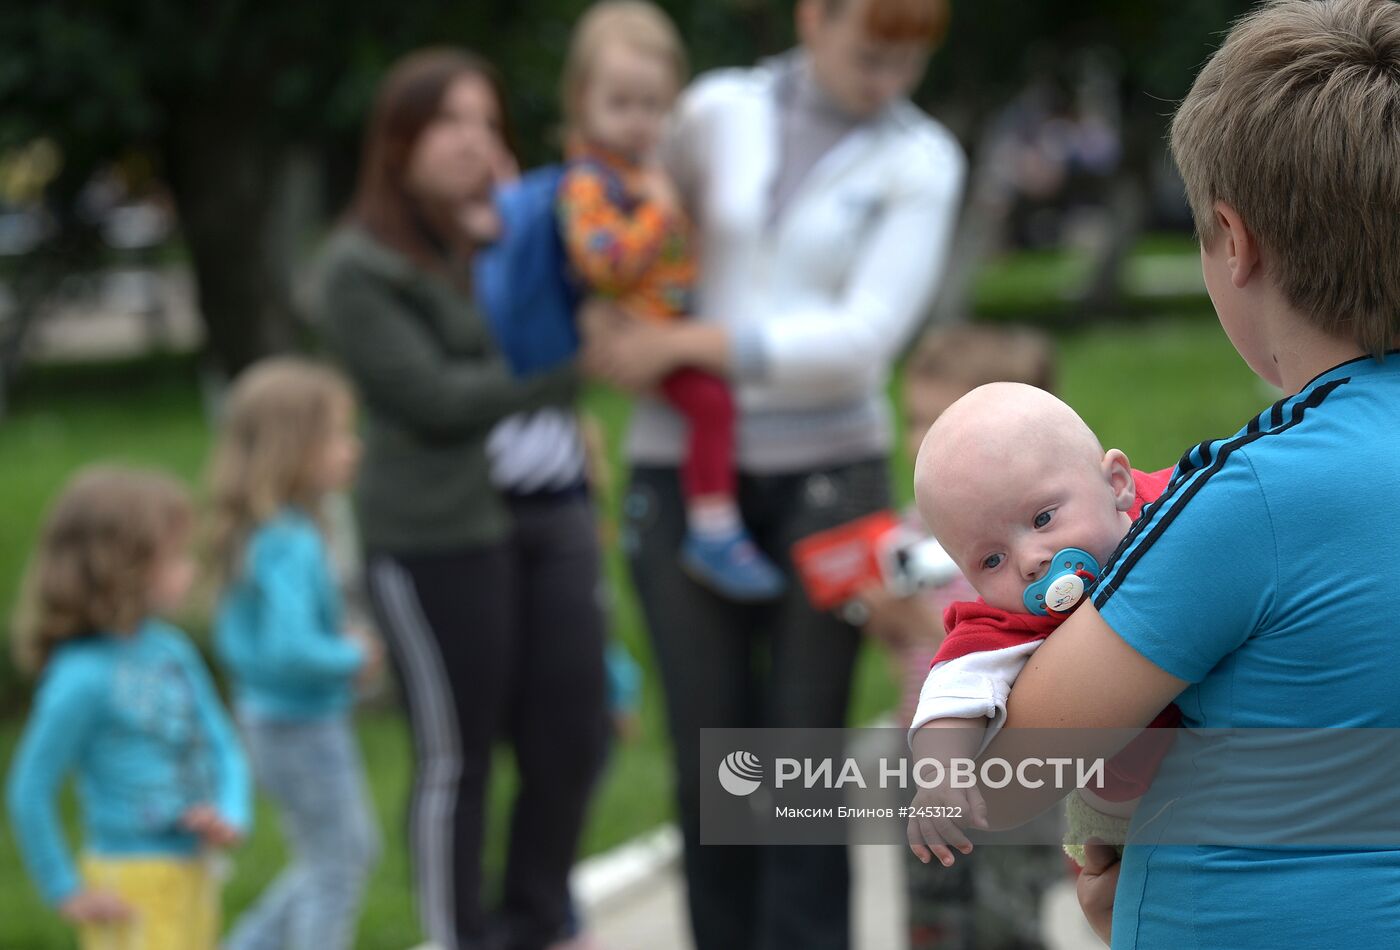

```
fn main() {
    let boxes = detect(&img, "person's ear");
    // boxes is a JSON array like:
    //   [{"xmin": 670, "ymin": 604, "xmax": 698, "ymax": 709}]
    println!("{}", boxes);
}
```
[
  {"xmin": 1102, "ymin": 449, "xmax": 1135, "ymax": 512},
  {"xmin": 1212, "ymin": 200, "xmax": 1260, "ymax": 290}
]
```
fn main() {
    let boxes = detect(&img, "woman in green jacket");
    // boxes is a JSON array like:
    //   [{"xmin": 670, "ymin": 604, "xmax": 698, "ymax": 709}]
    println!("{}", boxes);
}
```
[{"xmin": 317, "ymin": 49, "xmax": 608, "ymax": 950}]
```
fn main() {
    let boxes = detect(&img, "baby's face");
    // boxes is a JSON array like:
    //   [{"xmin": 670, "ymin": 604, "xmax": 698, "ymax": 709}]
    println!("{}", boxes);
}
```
[
  {"xmin": 926, "ymin": 447, "xmax": 1133, "ymax": 614},
  {"xmin": 580, "ymin": 43, "xmax": 677, "ymax": 159}
]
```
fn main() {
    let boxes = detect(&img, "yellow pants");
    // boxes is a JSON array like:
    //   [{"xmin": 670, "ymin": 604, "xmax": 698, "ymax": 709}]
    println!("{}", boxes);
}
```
[{"xmin": 77, "ymin": 855, "xmax": 219, "ymax": 950}]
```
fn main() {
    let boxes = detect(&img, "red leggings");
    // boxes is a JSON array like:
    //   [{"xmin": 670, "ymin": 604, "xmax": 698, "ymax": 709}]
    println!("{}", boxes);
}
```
[{"xmin": 661, "ymin": 367, "xmax": 736, "ymax": 499}]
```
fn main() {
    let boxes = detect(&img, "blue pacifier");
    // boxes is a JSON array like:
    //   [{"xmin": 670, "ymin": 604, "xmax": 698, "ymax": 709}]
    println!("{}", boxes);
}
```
[{"xmin": 1023, "ymin": 547, "xmax": 1101, "ymax": 617}]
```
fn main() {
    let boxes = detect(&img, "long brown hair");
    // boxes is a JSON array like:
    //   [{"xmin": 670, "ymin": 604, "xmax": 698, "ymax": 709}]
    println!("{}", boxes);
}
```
[
  {"xmin": 11, "ymin": 466, "xmax": 193, "ymax": 675},
  {"xmin": 206, "ymin": 357, "xmax": 353, "ymax": 587},
  {"xmin": 347, "ymin": 47, "xmax": 514, "ymax": 275}
]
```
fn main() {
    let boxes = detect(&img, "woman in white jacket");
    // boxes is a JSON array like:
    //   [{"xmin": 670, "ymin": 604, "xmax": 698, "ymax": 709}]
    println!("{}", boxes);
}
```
[{"xmin": 584, "ymin": 1, "xmax": 965, "ymax": 947}]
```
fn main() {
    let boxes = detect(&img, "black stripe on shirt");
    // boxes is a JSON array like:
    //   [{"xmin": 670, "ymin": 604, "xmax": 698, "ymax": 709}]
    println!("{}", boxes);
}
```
[
  {"xmin": 1092, "ymin": 377, "xmax": 1348, "ymax": 611},
  {"xmin": 1095, "ymin": 436, "xmax": 1217, "ymax": 585}
]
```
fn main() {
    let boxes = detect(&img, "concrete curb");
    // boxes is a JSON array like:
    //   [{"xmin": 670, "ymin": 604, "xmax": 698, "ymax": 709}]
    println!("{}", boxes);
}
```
[
  {"xmin": 571, "ymin": 716, "xmax": 899, "ymax": 914},
  {"xmin": 570, "ymin": 823, "xmax": 684, "ymax": 914}
]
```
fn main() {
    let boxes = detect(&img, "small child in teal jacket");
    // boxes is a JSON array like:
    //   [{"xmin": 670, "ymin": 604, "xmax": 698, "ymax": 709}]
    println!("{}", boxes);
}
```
[
  {"xmin": 6, "ymin": 466, "xmax": 249, "ymax": 950},
  {"xmin": 209, "ymin": 358, "xmax": 382, "ymax": 950}
]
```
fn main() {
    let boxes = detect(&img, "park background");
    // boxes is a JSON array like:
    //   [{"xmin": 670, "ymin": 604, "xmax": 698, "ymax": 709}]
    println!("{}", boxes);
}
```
[{"xmin": 0, "ymin": 0, "xmax": 1272, "ymax": 946}]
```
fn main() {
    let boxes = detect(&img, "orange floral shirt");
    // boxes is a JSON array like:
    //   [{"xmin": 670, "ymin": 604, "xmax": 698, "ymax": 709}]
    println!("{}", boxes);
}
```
[{"xmin": 557, "ymin": 146, "xmax": 696, "ymax": 322}]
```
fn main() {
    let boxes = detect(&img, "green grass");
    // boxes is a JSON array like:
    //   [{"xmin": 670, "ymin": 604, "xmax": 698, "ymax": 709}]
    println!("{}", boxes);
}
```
[
  {"xmin": 0, "ymin": 241, "xmax": 1274, "ymax": 948},
  {"xmin": 973, "ymin": 232, "xmax": 1210, "ymax": 324},
  {"xmin": 0, "ymin": 357, "xmax": 212, "ymax": 646}
]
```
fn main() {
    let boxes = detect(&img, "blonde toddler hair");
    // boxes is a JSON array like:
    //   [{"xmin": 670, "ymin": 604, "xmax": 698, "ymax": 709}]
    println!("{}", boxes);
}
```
[
  {"xmin": 207, "ymin": 357, "xmax": 353, "ymax": 585},
  {"xmin": 562, "ymin": 1, "xmax": 689, "ymax": 132}
]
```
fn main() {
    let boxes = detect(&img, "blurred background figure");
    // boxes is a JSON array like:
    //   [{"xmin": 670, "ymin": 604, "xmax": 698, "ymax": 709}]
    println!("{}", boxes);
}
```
[
  {"xmin": 317, "ymin": 49, "xmax": 608, "ymax": 950},
  {"xmin": 560, "ymin": 1, "xmax": 786, "ymax": 603},
  {"xmin": 6, "ymin": 468, "xmax": 248, "ymax": 950},
  {"xmin": 582, "ymin": 1, "xmax": 965, "ymax": 946},
  {"xmin": 208, "ymin": 358, "xmax": 381, "ymax": 950}
]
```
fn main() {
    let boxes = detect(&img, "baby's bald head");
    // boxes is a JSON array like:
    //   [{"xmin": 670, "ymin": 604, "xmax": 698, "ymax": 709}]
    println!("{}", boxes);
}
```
[
  {"xmin": 913, "ymin": 383, "xmax": 1132, "ymax": 610},
  {"xmin": 915, "ymin": 383, "xmax": 1103, "ymax": 513}
]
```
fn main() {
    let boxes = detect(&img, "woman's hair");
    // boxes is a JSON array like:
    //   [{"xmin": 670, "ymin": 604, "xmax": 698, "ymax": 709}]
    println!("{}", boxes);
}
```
[
  {"xmin": 561, "ymin": 1, "xmax": 689, "ymax": 131},
  {"xmin": 207, "ymin": 357, "xmax": 353, "ymax": 586},
  {"xmin": 347, "ymin": 47, "xmax": 514, "ymax": 274},
  {"xmin": 11, "ymin": 466, "xmax": 192, "ymax": 674},
  {"xmin": 823, "ymin": 0, "xmax": 950, "ymax": 44}
]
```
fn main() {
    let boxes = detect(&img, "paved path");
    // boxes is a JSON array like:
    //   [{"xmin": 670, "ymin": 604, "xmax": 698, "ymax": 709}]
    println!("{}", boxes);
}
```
[{"xmin": 582, "ymin": 837, "xmax": 1103, "ymax": 950}]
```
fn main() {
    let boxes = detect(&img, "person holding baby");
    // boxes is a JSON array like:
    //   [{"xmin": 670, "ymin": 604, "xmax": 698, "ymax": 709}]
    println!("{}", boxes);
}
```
[
  {"xmin": 575, "ymin": 0, "xmax": 966, "ymax": 947},
  {"xmin": 908, "ymin": 1, "xmax": 1400, "ymax": 946}
]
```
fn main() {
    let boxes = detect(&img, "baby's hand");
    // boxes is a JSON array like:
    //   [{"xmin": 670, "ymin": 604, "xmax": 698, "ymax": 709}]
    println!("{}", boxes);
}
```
[
  {"xmin": 180, "ymin": 805, "xmax": 241, "ymax": 848},
  {"xmin": 906, "ymin": 717, "xmax": 991, "ymax": 865},
  {"xmin": 59, "ymin": 888, "xmax": 133, "ymax": 924},
  {"xmin": 906, "ymin": 781, "xmax": 988, "ymax": 867}
]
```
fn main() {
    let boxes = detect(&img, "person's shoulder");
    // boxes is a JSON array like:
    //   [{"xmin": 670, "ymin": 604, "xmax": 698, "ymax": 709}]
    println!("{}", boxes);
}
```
[
  {"xmin": 1149, "ymin": 430, "xmax": 1266, "ymax": 516},
  {"xmin": 1177, "ymin": 370, "xmax": 1363, "ymax": 489},
  {"xmin": 38, "ymin": 639, "xmax": 113, "ymax": 696},
  {"xmin": 884, "ymin": 102, "xmax": 966, "ymax": 184},
  {"xmin": 318, "ymin": 225, "xmax": 415, "ymax": 289},
  {"xmin": 678, "ymin": 63, "xmax": 775, "ymax": 119},
  {"xmin": 886, "ymin": 100, "xmax": 960, "ymax": 152},
  {"xmin": 689, "ymin": 63, "xmax": 773, "ymax": 99},
  {"xmin": 141, "ymin": 618, "xmax": 198, "ymax": 652},
  {"xmin": 248, "ymin": 511, "xmax": 323, "ymax": 567}
]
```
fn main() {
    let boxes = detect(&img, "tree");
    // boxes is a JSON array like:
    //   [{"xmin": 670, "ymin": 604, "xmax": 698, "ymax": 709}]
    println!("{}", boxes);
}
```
[{"xmin": 0, "ymin": 0, "xmax": 597, "ymax": 376}]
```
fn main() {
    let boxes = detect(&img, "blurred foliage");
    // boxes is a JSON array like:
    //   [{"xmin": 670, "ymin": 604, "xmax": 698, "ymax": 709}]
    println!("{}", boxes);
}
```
[
  {"xmin": 922, "ymin": 0, "xmax": 1255, "ymax": 116},
  {"xmin": 0, "ymin": 0, "xmax": 1259, "ymax": 196},
  {"xmin": 0, "ymin": 0, "xmax": 1256, "ymax": 372}
]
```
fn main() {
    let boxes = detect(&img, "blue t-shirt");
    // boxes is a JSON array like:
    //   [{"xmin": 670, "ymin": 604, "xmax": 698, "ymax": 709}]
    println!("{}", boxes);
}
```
[{"xmin": 1093, "ymin": 352, "xmax": 1400, "ymax": 947}]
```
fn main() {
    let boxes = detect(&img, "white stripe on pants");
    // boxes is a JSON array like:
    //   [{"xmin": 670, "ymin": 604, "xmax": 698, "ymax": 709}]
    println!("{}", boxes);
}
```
[{"xmin": 369, "ymin": 559, "xmax": 461, "ymax": 948}]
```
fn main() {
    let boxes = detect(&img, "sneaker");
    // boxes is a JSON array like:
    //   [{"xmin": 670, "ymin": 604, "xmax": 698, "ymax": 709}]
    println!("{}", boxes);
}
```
[{"xmin": 681, "ymin": 527, "xmax": 785, "ymax": 602}]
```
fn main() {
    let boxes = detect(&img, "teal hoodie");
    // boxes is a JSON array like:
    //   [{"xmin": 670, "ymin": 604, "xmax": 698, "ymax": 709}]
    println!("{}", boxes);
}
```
[{"xmin": 214, "ymin": 510, "xmax": 365, "ymax": 721}]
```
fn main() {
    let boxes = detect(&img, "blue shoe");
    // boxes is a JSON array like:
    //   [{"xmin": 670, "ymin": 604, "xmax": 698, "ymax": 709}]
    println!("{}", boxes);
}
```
[{"xmin": 681, "ymin": 527, "xmax": 786, "ymax": 602}]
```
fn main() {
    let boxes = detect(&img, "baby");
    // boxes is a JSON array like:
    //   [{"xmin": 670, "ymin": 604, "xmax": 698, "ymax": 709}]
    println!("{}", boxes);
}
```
[
  {"xmin": 558, "ymin": 0, "xmax": 783, "ymax": 602},
  {"xmin": 905, "ymin": 381, "xmax": 1177, "ymax": 867}
]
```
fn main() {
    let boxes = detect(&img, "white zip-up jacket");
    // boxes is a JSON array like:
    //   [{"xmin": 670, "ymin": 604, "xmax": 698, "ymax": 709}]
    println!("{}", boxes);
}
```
[{"xmin": 626, "ymin": 54, "xmax": 967, "ymax": 473}]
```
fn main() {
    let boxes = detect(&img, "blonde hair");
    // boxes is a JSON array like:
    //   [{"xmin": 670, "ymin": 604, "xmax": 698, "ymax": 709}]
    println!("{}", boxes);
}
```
[
  {"xmin": 207, "ymin": 357, "xmax": 353, "ymax": 585},
  {"xmin": 562, "ymin": 1, "xmax": 689, "ymax": 130},
  {"xmin": 11, "ymin": 466, "xmax": 192, "ymax": 674},
  {"xmin": 1170, "ymin": 0, "xmax": 1400, "ymax": 356}
]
